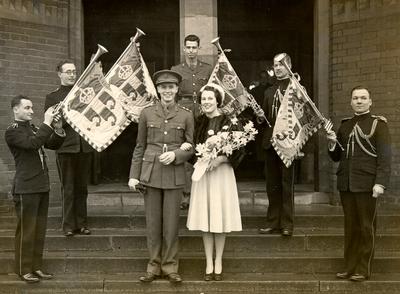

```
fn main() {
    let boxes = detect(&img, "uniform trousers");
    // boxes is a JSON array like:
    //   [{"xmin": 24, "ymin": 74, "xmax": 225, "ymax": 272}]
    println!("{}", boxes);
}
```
[
  {"xmin": 56, "ymin": 152, "xmax": 91, "ymax": 232},
  {"xmin": 13, "ymin": 192, "xmax": 49, "ymax": 275},
  {"xmin": 264, "ymin": 148, "xmax": 295, "ymax": 230},
  {"xmin": 144, "ymin": 187, "xmax": 182, "ymax": 275},
  {"xmin": 340, "ymin": 191, "xmax": 377, "ymax": 277}
]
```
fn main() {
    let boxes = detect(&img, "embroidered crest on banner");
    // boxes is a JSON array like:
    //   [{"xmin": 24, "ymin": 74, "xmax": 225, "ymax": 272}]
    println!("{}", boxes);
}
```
[
  {"xmin": 80, "ymin": 87, "xmax": 95, "ymax": 104},
  {"xmin": 118, "ymin": 65, "xmax": 133, "ymax": 80},
  {"xmin": 222, "ymin": 74, "xmax": 237, "ymax": 90}
]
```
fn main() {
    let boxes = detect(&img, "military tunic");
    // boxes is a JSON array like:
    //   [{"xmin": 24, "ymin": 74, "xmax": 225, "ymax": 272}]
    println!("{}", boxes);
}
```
[
  {"xmin": 45, "ymin": 85, "xmax": 93, "ymax": 233},
  {"xmin": 171, "ymin": 60, "xmax": 212, "ymax": 118},
  {"xmin": 5, "ymin": 121, "xmax": 65, "ymax": 275},
  {"xmin": 129, "ymin": 101, "xmax": 194, "ymax": 275},
  {"xmin": 329, "ymin": 112, "xmax": 391, "ymax": 278}
]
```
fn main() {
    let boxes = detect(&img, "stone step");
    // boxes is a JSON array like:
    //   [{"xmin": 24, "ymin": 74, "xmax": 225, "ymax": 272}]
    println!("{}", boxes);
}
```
[
  {"xmin": 20, "ymin": 183, "xmax": 328, "ymax": 209},
  {"xmin": 0, "ymin": 205, "xmax": 12, "ymax": 214},
  {"xmin": 2, "ymin": 208, "xmax": 400, "ymax": 231},
  {"xmin": 86, "ymin": 182, "xmax": 330, "ymax": 206},
  {"xmin": 0, "ymin": 229, "xmax": 399, "ymax": 253},
  {"xmin": 86, "ymin": 190, "xmax": 330, "ymax": 207},
  {"xmin": 0, "ymin": 199, "xmax": 13, "ymax": 206},
  {"xmin": 1, "ymin": 273, "xmax": 400, "ymax": 294},
  {"xmin": 0, "ymin": 251, "xmax": 400, "ymax": 275}
]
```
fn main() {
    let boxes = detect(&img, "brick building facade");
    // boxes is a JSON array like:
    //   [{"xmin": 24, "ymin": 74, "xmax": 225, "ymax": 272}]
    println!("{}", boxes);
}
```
[
  {"xmin": 0, "ymin": 0, "xmax": 399, "ymax": 202},
  {"xmin": 330, "ymin": 0, "xmax": 400, "ymax": 200}
]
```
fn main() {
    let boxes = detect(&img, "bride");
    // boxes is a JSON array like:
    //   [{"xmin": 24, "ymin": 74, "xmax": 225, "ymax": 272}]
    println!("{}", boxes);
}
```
[{"xmin": 185, "ymin": 83, "xmax": 244, "ymax": 281}]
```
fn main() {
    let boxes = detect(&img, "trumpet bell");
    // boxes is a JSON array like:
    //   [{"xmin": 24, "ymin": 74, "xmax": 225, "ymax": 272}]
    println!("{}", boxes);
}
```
[
  {"xmin": 97, "ymin": 44, "xmax": 108, "ymax": 55},
  {"xmin": 274, "ymin": 53, "xmax": 287, "ymax": 62},
  {"xmin": 136, "ymin": 28, "xmax": 146, "ymax": 37},
  {"xmin": 211, "ymin": 37, "xmax": 220, "ymax": 45},
  {"xmin": 131, "ymin": 28, "xmax": 146, "ymax": 43}
]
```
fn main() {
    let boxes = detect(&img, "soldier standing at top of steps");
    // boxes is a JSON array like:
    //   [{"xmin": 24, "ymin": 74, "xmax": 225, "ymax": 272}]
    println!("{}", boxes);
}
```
[
  {"xmin": 128, "ymin": 70, "xmax": 194, "ymax": 284},
  {"xmin": 171, "ymin": 34, "xmax": 213, "ymax": 210},
  {"xmin": 5, "ymin": 95, "xmax": 66, "ymax": 283},
  {"xmin": 326, "ymin": 86, "xmax": 391, "ymax": 282}
]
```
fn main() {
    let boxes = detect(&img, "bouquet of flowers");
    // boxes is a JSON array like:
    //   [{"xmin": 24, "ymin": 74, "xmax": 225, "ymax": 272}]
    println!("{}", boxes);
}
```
[{"xmin": 192, "ymin": 117, "xmax": 258, "ymax": 181}]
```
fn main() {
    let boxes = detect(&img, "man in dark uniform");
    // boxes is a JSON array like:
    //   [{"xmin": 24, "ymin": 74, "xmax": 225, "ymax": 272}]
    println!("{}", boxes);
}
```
[
  {"xmin": 326, "ymin": 86, "xmax": 391, "ymax": 282},
  {"xmin": 5, "ymin": 95, "xmax": 65, "ymax": 283},
  {"xmin": 248, "ymin": 70, "xmax": 274, "ymax": 164},
  {"xmin": 44, "ymin": 60, "xmax": 93, "ymax": 237},
  {"xmin": 258, "ymin": 53, "xmax": 296, "ymax": 237},
  {"xmin": 128, "ymin": 70, "xmax": 194, "ymax": 283},
  {"xmin": 171, "ymin": 34, "xmax": 212, "ymax": 209}
]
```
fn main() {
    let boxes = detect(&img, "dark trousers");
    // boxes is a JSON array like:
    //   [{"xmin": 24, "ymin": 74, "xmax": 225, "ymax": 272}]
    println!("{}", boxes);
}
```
[
  {"xmin": 340, "ymin": 191, "xmax": 377, "ymax": 277},
  {"xmin": 144, "ymin": 187, "xmax": 182, "ymax": 275},
  {"xmin": 13, "ymin": 193, "xmax": 49, "ymax": 275},
  {"xmin": 264, "ymin": 148, "xmax": 295, "ymax": 230},
  {"xmin": 57, "ymin": 152, "xmax": 91, "ymax": 232}
]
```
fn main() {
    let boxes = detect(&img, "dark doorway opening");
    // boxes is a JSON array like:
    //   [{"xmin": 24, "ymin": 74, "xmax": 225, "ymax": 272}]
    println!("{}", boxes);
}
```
[
  {"xmin": 83, "ymin": 0, "xmax": 180, "ymax": 183},
  {"xmin": 217, "ymin": 0, "xmax": 315, "ymax": 183}
]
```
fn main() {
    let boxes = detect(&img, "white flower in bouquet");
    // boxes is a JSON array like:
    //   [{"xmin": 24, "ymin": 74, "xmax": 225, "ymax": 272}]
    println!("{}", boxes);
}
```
[
  {"xmin": 192, "ymin": 118, "xmax": 258, "ymax": 182},
  {"xmin": 243, "ymin": 121, "xmax": 255, "ymax": 132},
  {"xmin": 205, "ymin": 135, "xmax": 221, "ymax": 149},
  {"xmin": 230, "ymin": 117, "xmax": 238, "ymax": 125},
  {"xmin": 221, "ymin": 144, "xmax": 233, "ymax": 156},
  {"xmin": 219, "ymin": 131, "xmax": 230, "ymax": 140}
]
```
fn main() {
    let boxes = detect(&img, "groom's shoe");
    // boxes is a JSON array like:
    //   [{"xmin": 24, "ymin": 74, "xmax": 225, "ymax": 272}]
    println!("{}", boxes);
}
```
[
  {"xmin": 258, "ymin": 227, "xmax": 280, "ymax": 234},
  {"xmin": 33, "ymin": 270, "xmax": 54, "ymax": 280},
  {"xmin": 139, "ymin": 272, "xmax": 158, "ymax": 283},
  {"xmin": 20, "ymin": 273, "xmax": 40, "ymax": 283}
]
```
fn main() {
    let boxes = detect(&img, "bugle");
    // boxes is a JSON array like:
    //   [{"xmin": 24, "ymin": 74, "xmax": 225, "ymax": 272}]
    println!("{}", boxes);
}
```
[
  {"xmin": 108, "ymin": 27, "xmax": 145, "ymax": 74},
  {"xmin": 53, "ymin": 44, "xmax": 108, "ymax": 114},
  {"xmin": 275, "ymin": 53, "xmax": 344, "ymax": 150},
  {"xmin": 211, "ymin": 37, "xmax": 271, "ymax": 127}
]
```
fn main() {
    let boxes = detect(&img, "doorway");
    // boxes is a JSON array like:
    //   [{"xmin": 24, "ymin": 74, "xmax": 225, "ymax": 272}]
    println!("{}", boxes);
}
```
[
  {"xmin": 83, "ymin": 0, "xmax": 180, "ymax": 183},
  {"xmin": 217, "ymin": 0, "xmax": 315, "ymax": 183}
]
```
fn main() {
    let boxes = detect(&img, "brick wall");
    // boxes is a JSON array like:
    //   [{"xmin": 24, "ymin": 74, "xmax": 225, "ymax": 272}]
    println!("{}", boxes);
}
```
[
  {"xmin": 0, "ymin": 0, "xmax": 82, "ymax": 200},
  {"xmin": 330, "ymin": 0, "xmax": 400, "ymax": 202}
]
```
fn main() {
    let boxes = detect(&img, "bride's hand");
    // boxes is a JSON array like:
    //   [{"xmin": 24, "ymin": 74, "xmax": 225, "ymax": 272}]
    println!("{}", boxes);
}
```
[{"xmin": 206, "ymin": 155, "xmax": 228, "ymax": 171}]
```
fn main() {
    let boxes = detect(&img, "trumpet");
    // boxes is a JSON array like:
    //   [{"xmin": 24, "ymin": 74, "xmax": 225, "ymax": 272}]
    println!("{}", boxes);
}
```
[
  {"xmin": 108, "ymin": 28, "xmax": 145, "ymax": 73},
  {"xmin": 274, "ymin": 53, "xmax": 322, "ymax": 119},
  {"xmin": 211, "ymin": 37, "xmax": 271, "ymax": 127},
  {"xmin": 275, "ymin": 53, "xmax": 344, "ymax": 150},
  {"xmin": 53, "ymin": 44, "xmax": 108, "ymax": 114}
]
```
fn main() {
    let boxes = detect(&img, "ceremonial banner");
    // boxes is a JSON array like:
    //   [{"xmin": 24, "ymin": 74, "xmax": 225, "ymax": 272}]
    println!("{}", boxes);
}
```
[
  {"xmin": 62, "ymin": 62, "xmax": 130, "ymax": 152},
  {"xmin": 271, "ymin": 81, "xmax": 324, "ymax": 167},
  {"xmin": 105, "ymin": 42, "xmax": 157, "ymax": 122},
  {"xmin": 208, "ymin": 53, "xmax": 252, "ymax": 116}
]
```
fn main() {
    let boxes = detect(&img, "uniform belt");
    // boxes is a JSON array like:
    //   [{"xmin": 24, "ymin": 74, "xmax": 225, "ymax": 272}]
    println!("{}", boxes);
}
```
[{"xmin": 146, "ymin": 144, "xmax": 180, "ymax": 153}]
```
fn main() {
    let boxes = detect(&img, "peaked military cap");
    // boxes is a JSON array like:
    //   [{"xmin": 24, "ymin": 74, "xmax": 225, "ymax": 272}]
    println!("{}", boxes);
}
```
[{"xmin": 153, "ymin": 70, "xmax": 182, "ymax": 85}]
